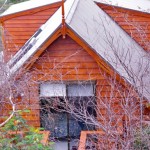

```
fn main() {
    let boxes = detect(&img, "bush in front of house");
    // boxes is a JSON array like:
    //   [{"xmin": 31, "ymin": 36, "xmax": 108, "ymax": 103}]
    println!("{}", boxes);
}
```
[
  {"xmin": 0, "ymin": 110, "xmax": 53, "ymax": 150},
  {"xmin": 133, "ymin": 126, "xmax": 150, "ymax": 150}
]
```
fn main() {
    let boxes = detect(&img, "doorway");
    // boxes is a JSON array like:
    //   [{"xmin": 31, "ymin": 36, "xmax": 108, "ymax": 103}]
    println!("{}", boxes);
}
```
[{"xmin": 40, "ymin": 82, "xmax": 96, "ymax": 150}]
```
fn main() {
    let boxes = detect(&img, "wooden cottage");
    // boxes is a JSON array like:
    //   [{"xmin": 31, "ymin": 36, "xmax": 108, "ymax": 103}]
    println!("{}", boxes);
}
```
[{"xmin": 0, "ymin": 0, "xmax": 150, "ymax": 149}]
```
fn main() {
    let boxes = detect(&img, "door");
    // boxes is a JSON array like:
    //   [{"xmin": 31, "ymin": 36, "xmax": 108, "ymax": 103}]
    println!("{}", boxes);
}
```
[{"xmin": 40, "ymin": 83, "xmax": 96, "ymax": 150}]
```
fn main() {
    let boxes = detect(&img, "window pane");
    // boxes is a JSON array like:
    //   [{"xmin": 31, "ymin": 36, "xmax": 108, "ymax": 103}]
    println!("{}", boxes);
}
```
[
  {"xmin": 41, "ymin": 112, "xmax": 68, "ymax": 138},
  {"xmin": 68, "ymin": 84, "xmax": 94, "ymax": 97},
  {"xmin": 40, "ymin": 83, "xmax": 66, "ymax": 97}
]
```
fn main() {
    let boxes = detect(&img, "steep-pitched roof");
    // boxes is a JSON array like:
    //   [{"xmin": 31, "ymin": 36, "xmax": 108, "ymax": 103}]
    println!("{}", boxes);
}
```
[
  {"xmin": 95, "ymin": 3, "xmax": 150, "ymax": 52},
  {"xmin": 68, "ymin": 0, "xmax": 150, "ymax": 101},
  {"xmin": 7, "ymin": 0, "xmax": 76, "ymax": 74},
  {"xmin": 95, "ymin": 0, "xmax": 150, "ymax": 14},
  {"xmin": 0, "ymin": 0, "xmax": 61, "ymax": 17},
  {"xmin": 1, "ymin": 0, "xmax": 150, "ymax": 101}
]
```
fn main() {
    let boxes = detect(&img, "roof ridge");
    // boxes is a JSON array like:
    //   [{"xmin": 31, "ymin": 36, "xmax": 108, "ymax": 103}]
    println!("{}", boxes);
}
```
[
  {"xmin": 5, "ymin": 0, "xmax": 150, "ymax": 101},
  {"xmin": 67, "ymin": 0, "xmax": 150, "ymax": 101},
  {"xmin": 66, "ymin": 0, "xmax": 80, "ymax": 24},
  {"xmin": 8, "ymin": 0, "xmax": 76, "ymax": 74}
]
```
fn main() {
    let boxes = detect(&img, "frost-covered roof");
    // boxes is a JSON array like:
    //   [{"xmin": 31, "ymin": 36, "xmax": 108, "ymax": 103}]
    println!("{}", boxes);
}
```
[
  {"xmin": 2, "ymin": 0, "xmax": 149, "ymax": 17},
  {"xmin": 0, "ymin": 0, "xmax": 61, "ymax": 17},
  {"xmin": 95, "ymin": 0, "xmax": 150, "ymax": 14},
  {"xmin": 68, "ymin": 0, "xmax": 150, "ymax": 101},
  {"xmin": 6, "ymin": 0, "xmax": 150, "ymax": 101}
]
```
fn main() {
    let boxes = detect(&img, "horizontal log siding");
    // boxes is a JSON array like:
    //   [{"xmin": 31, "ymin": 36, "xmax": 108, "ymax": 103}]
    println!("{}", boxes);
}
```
[
  {"xmin": 22, "ymin": 36, "xmax": 125, "ymax": 127},
  {"xmin": 97, "ymin": 3, "xmax": 150, "ymax": 52},
  {"xmin": 2, "ymin": 3, "xmax": 61, "ymax": 62},
  {"xmin": 31, "ymin": 36, "xmax": 105, "ymax": 81},
  {"xmin": 0, "ymin": 36, "xmax": 136, "ymax": 128}
]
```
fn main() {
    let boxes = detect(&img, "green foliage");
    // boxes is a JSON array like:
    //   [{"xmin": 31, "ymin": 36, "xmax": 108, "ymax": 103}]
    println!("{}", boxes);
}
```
[
  {"xmin": 0, "ymin": 110, "xmax": 53, "ymax": 150},
  {"xmin": 0, "ymin": 0, "xmax": 28, "ymax": 14},
  {"xmin": 133, "ymin": 126, "xmax": 150, "ymax": 150},
  {"xmin": 9, "ymin": 0, "xmax": 28, "ymax": 4}
]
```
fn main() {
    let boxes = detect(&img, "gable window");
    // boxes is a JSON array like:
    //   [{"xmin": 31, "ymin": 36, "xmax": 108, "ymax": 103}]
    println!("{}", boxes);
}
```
[{"xmin": 40, "ymin": 82, "xmax": 96, "ymax": 150}]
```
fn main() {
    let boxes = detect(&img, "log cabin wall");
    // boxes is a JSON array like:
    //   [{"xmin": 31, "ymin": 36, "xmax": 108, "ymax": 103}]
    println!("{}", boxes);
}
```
[
  {"xmin": 0, "ymin": 2, "xmax": 143, "ymax": 130},
  {"xmin": 97, "ymin": 3, "xmax": 150, "ymax": 52},
  {"xmin": 27, "ymin": 36, "xmax": 104, "ymax": 127},
  {"xmin": 0, "ymin": 2, "xmax": 61, "ymax": 62},
  {"xmin": 16, "ymin": 36, "xmax": 131, "ymax": 129}
]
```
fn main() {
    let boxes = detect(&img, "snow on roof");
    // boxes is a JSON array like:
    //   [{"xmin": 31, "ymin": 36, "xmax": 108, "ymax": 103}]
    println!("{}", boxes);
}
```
[
  {"xmin": 0, "ymin": 0, "xmax": 61, "ymax": 17},
  {"xmin": 94, "ymin": 0, "xmax": 150, "ymax": 14},
  {"xmin": 7, "ymin": 0, "xmax": 150, "ymax": 101}
]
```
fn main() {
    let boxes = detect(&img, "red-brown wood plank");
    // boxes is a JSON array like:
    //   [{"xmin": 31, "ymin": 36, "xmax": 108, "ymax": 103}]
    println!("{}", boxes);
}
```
[
  {"xmin": 97, "ymin": 3, "xmax": 150, "ymax": 52},
  {"xmin": 2, "ymin": 4, "xmax": 61, "ymax": 61}
]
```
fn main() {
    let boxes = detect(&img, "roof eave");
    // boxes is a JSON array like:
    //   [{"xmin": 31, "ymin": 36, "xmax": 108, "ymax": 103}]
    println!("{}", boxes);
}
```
[
  {"xmin": 7, "ymin": 0, "xmax": 77, "ymax": 75},
  {"xmin": 94, "ymin": 0, "xmax": 150, "ymax": 14},
  {"xmin": 95, "ymin": 1, "xmax": 150, "ymax": 15},
  {"xmin": 0, "ymin": 1, "xmax": 62, "ymax": 22}
]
